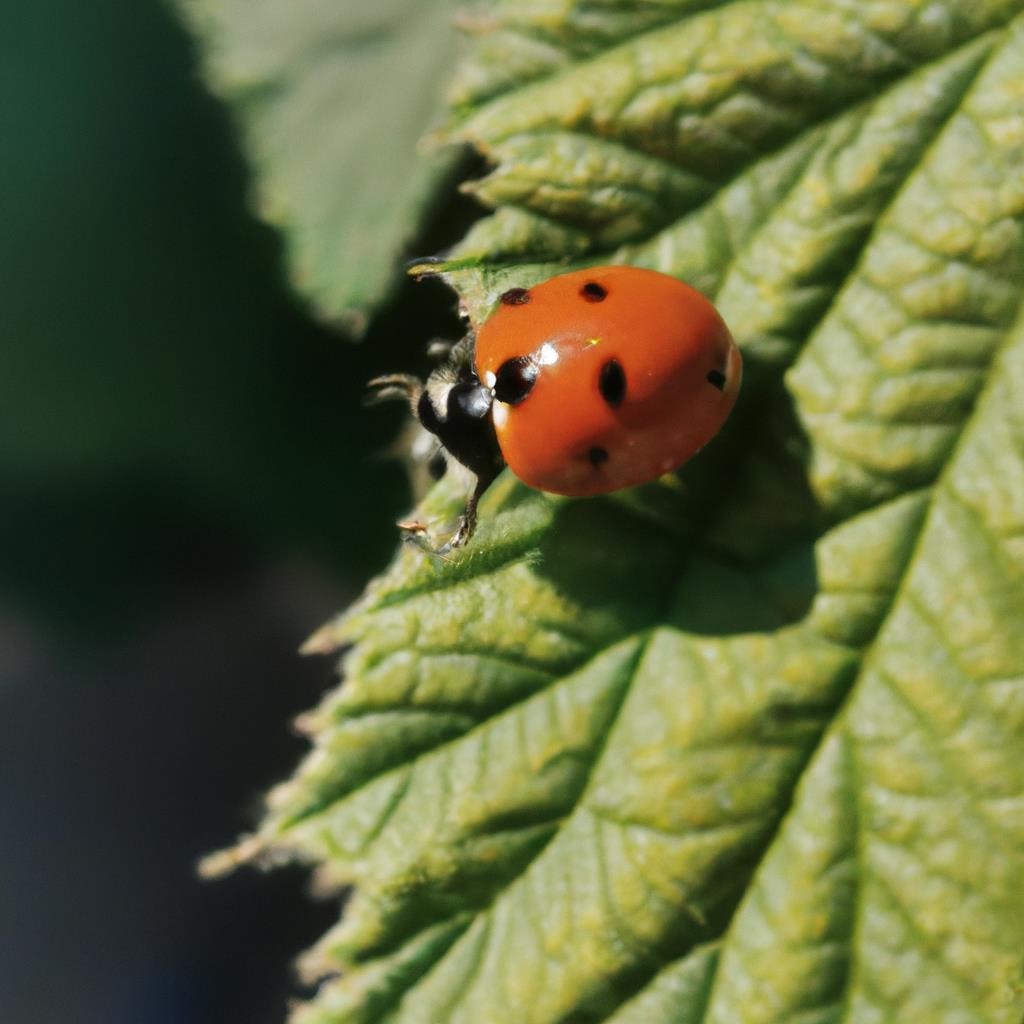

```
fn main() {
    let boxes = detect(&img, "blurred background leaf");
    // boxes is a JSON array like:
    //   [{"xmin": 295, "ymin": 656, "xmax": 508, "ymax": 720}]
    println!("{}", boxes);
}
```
[
  {"xmin": 0, "ymin": 3, "xmax": 475, "ymax": 1023},
  {"xmin": 0, "ymin": 1, "xmax": 481, "ymax": 635},
  {"xmin": 176, "ymin": 0, "xmax": 463, "ymax": 333}
]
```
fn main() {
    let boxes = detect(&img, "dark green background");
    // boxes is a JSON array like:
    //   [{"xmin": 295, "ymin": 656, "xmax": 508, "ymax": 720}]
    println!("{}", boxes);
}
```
[{"xmin": 0, "ymin": 3, "xmax": 469, "ymax": 1021}]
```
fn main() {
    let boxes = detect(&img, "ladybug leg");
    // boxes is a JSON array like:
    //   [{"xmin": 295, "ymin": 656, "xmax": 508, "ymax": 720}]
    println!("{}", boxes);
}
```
[
  {"xmin": 426, "ymin": 339, "xmax": 454, "ymax": 362},
  {"xmin": 443, "ymin": 472, "xmax": 490, "ymax": 551},
  {"xmin": 366, "ymin": 373, "xmax": 423, "ymax": 411},
  {"xmin": 444, "ymin": 452, "xmax": 503, "ymax": 550},
  {"xmin": 401, "ymin": 464, "xmax": 497, "ymax": 556}
]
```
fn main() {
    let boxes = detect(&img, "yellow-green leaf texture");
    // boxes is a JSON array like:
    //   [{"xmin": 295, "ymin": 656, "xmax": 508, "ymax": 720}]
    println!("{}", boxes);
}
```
[{"xmin": 206, "ymin": 2, "xmax": 1024, "ymax": 1022}]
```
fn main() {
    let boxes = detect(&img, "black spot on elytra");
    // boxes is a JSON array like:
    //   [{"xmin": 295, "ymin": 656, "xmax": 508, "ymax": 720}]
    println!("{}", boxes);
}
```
[
  {"xmin": 500, "ymin": 288, "xmax": 531, "ymax": 306},
  {"xmin": 494, "ymin": 356, "xmax": 539, "ymax": 405},
  {"xmin": 581, "ymin": 281, "xmax": 607, "ymax": 302},
  {"xmin": 598, "ymin": 359, "xmax": 626, "ymax": 408},
  {"xmin": 707, "ymin": 369, "xmax": 726, "ymax": 391},
  {"xmin": 589, "ymin": 446, "xmax": 609, "ymax": 467}
]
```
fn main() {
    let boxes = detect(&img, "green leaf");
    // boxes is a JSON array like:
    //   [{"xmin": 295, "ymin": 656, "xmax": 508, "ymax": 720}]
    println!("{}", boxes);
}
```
[
  {"xmin": 175, "ymin": 0, "xmax": 461, "ymax": 333},
  {"xmin": 213, "ymin": 3, "xmax": 1024, "ymax": 1022}
]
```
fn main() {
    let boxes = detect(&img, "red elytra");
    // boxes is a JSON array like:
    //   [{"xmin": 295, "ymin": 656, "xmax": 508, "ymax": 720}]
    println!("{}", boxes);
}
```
[{"xmin": 474, "ymin": 266, "xmax": 742, "ymax": 496}]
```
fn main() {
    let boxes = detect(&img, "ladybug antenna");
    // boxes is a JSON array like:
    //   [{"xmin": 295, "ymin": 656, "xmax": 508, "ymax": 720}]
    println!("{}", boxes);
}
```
[{"xmin": 365, "ymin": 373, "xmax": 422, "ymax": 410}]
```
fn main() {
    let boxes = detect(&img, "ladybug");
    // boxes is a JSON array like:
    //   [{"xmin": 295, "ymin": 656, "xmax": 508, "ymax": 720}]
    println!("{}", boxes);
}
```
[{"xmin": 370, "ymin": 266, "xmax": 741, "ymax": 552}]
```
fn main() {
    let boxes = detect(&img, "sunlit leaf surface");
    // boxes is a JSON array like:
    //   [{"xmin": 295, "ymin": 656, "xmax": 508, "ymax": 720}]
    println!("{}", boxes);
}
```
[{"xmin": 208, "ymin": 3, "xmax": 1024, "ymax": 1021}]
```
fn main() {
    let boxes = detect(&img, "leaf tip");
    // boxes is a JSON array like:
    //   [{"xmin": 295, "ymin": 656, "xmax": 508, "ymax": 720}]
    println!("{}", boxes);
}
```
[
  {"xmin": 407, "ymin": 254, "xmax": 485, "ymax": 279},
  {"xmin": 291, "ymin": 709, "xmax": 321, "ymax": 737},
  {"xmin": 295, "ymin": 945, "xmax": 336, "ymax": 986},
  {"xmin": 197, "ymin": 834, "xmax": 265, "ymax": 879},
  {"xmin": 299, "ymin": 621, "xmax": 346, "ymax": 656}
]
